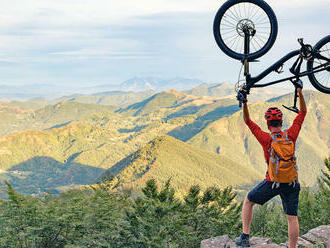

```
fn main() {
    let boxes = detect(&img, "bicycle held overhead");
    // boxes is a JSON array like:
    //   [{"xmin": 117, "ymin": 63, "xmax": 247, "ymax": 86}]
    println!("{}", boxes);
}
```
[{"xmin": 213, "ymin": 0, "xmax": 330, "ymax": 113}]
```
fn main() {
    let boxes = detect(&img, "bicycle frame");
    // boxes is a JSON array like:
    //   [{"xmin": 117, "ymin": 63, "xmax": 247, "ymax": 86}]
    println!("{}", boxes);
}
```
[
  {"xmin": 246, "ymin": 50, "xmax": 299, "ymax": 89},
  {"xmin": 245, "ymin": 50, "xmax": 329, "ymax": 91},
  {"xmin": 239, "ymin": 30, "xmax": 329, "ymax": 112},
  {"xmin": 242, "ymin": 30, "xmax": 330, "ymax": 89}
]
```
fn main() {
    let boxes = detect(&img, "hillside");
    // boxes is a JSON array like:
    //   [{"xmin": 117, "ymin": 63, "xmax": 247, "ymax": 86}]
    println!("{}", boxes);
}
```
[
  {"xmin": 55, "ymin": 90, "xmax": 155, "ymax": 107},
  {"xmin": 0, "ymin": 108, "xmax": 201, "ymax": 195},
  {"xmin": 0, "ymin": 90, "xmax": 328, "ymax": 196},
  {"xmin": 119, "ymin": 89, "xmax": 237, "ymax": 117},
  {"xmin": 98, "ymin": 135, "xmax": 263, "ymax": 195},
  {"xmin": 184, "ymin": 82, "xmax": 291, "ymax": 102},
  {"xmin": 188, "ymin": 91, "xmax": 330, "ymax": 186},
  {"xmin": 0, "ymin": 101, "xmax": 116, "ymax": 136}
]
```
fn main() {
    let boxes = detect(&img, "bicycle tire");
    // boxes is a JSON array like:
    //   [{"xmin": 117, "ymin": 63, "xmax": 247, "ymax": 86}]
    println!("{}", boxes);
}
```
[
  {"xmin": 213, "ymin": 0, "xmax": 278, "ymax": 61},
  {"xmin": 307, "ymin": 35, "xmax": 330, "ymax": 94}
]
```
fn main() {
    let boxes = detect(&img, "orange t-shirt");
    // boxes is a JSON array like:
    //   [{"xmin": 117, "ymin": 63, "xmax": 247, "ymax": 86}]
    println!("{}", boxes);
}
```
[{"xmin": 245, "ymin": 110, "xmax": 307, "ymax": 181}]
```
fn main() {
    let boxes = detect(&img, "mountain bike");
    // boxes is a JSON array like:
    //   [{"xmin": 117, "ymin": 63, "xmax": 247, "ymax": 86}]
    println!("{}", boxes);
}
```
[{"xmin": 213, "ymin": 0, "xmax": 330, "ymax": 113}]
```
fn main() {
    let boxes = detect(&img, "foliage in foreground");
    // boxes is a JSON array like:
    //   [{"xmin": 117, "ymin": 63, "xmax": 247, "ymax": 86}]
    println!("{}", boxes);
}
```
[
  {"xmin": 0, "ymin": 157, "xmax": 329, "ymax": 247},
  {"xmin": 0, "ymin": 180, "xmax": 241, "ymax": 248}
]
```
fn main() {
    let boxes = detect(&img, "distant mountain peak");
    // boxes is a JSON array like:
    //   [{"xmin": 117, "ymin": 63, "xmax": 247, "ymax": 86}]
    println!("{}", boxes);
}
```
[{"xmin": 119, "ymin": 77, "xmax": 206, "ymax": 92}]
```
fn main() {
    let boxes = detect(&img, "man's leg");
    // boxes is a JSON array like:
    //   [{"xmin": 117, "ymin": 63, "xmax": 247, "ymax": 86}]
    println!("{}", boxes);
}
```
[
  {"xmin": 287, "ymin": 215, "xmax": 299, "ymax": 248},
  {"xmin": 236, "ymin": 180, "xmax": 278, "ymax": 247},
  {"xmin": 242, "ymin": 195, "xmax": 255, "ymax": 234},
  {"xmin": 280, "ymin": 182, "xmax": 301, "ymax": 248}
]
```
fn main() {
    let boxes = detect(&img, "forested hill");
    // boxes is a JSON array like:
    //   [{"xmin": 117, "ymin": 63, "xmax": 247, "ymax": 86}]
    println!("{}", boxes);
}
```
[{"xmin": 98, "ymin": 135, "xmax": 262, "ymax": 195}]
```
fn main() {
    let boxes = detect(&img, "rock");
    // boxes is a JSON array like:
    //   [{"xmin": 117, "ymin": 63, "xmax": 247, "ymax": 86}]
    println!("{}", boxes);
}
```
[
  {"xmin": 201, "ymin": 235, "xmax": 235, "ymax": 248},
  {"xmin": 301, "ymin": 225, "xmax": 330, "ymax": 247},
  {"xmin": 250, "ymin": 237, "xmax": 279, "ymax": 247},
  {"xmin": 201, "ymin": 235, "xmax": 279, "ymax": 247},
  {"xmin": 280, "ymin": 237, "xmax": 313, "ymax": 248},
  {"xmin": 200, "ymin": 225, "xmax": 330, "ymax": 248}
]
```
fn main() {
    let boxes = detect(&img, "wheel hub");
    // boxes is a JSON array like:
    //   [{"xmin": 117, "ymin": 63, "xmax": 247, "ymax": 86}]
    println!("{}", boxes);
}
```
[{"xmin": 236, "ymin": 19, "xmax": 256, "ymax": 37}]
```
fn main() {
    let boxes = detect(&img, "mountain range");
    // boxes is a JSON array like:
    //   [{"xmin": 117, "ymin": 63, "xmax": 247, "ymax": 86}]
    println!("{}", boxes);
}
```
[
  {"xmin": 0, "ymin": 84, "xmax": 328, "ymax": 197},
  {"xmin": 0, "ymin": 77, "xmax": 205, "ymax": 100}
]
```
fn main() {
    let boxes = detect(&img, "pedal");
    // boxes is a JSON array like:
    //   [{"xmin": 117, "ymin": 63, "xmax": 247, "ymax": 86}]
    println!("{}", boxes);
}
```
[{"xmin": 282, "ymin": 105, "xmax": 299, "ymax": 114}]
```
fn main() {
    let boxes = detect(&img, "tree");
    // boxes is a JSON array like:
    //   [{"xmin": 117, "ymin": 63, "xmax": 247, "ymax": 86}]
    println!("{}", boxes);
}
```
[{"xmin": 121, "ymin": 179, "xmax": 241, "ymax": 248}]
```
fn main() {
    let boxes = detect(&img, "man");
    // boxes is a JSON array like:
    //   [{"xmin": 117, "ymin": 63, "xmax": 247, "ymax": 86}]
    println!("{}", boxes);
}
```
[{"xmin": 235, "ymin": 81, "xmax": 307, "ymax": 248}]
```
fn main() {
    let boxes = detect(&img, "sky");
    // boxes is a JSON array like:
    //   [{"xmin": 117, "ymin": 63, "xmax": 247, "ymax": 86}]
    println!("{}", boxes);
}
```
[{"xmin": 0, "ymin": 0, "xmax": 329, "ymax": 87}]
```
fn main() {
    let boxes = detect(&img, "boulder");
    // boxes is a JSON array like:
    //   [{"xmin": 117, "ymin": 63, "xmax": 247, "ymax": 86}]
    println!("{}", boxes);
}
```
[
  {"xmin": 201, "ymin": 235, "xmax": 235, "ymax": 248},
  {"xmin": 301, "ymin": 225, "xmax": 330, "ymax": 247},
  {"xmin": 201, "ymin": 225, "xmax": 330, "ymax": 248},
  {"xmin": 201, "ymin": 236, "xmax": 280, "ymax": 248}
]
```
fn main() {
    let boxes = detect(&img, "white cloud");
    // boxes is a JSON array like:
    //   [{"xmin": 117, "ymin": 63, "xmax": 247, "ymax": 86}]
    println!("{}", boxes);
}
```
[
  {"xmin": 2, "ymin": 0, "xmax": 326, "ymax": 27},
  {"xmin": 0, "ymin": 0, "xmax": 328, "ymax": 86}
]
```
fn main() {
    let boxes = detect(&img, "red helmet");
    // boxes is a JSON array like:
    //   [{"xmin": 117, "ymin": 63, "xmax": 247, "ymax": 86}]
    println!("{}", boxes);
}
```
[{"xmin": 264, "ymin": 107, "xmax": 283, "ymax": 121}]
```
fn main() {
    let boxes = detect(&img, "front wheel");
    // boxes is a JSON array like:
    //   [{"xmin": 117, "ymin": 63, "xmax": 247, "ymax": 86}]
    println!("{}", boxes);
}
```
[
  {"xmin": 213, "ymin": 0, "xmax": 278, "ymax": 61},
  {"xmin": 307, "ymin": 35, "xmax": 330, "ymax": 94}
]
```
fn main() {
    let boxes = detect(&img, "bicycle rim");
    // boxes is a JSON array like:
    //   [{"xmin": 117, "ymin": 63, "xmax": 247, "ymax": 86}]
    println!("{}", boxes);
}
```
[
  {"xmin": 214, "ymin": 0, "xmax": 278, "ymax": 61},
  {"xmin": 307, "ymin": 35, "xmax": 330, "ymax": 94}
]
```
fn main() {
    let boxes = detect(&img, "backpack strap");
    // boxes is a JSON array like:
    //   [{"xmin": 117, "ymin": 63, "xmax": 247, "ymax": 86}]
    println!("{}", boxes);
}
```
[{"xmin": 271, "ymin": 134, "xmax": 277, "ymax": 142}]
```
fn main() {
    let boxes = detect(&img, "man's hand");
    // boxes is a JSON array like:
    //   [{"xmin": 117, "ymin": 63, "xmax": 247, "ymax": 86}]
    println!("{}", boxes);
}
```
[
  {"xmin": 292, "ymin": 79, "xmax": 303, "ymax": 89},
  {"xmin": 237, "ymin": 90, "xmax": 248, "ymax": 104}
]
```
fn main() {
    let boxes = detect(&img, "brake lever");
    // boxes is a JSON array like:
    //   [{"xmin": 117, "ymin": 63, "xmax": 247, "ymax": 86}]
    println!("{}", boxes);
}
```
[
  {"xmin": 282, "ymin": 86, "xmax": 300, "ymax": 114},
  {"xmin": 282, "ymin": 105, "xmax": 299, "ymax": 114}
]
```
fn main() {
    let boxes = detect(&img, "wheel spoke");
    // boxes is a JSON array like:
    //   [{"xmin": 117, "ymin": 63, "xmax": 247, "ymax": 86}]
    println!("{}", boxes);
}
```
[
  {"xmin": 228, "ymin": 35, "xmax": 240, "ymax": 49},
  {"xmin": 228, "ymin": 8, "xmax": 240, "ymax": 21},
  {"xmin": 237, "ymin": 3, "xmax": 242, "ymax": 19},
  {"xmin": 250, "ymin": 39, "xmax": 258, "ymax": 52},
  {"xmin": 223, "ymin": 32, "xmax": 241, "ymax": 40},
  {"xmin": 220, "ymin": 23, "xmax": 237, "ymax": 28},
  {"xmin": 253, "ymin": 36, "xmax": 264, "ymax": 49},
  {"xmin": 221, "ymin": 17, "xmax": 237, "ymax": 27},
  {"xmin": 250, "ymin": 4, "xmax": 261, "ymax": 20},
  {"xmin": 221, "ymin": 29, "xmax": 237, "ymax": 36},
  {"xmin": 255, "ymin": 16, "xmax": 269, "ymax": 25},
  {"xmin": 233, "ymin": 4, "xmax": 242, "ymax": 19},
  {"xmin": 224, "ymin": 13, "xmax": 240, "ymax": 23}
]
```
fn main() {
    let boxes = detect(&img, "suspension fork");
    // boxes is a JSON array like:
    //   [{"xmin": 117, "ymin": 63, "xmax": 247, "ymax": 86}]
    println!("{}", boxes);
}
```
[{"xmin": 243, "ymin": 28, "xmax": 252, "ymax": 94}]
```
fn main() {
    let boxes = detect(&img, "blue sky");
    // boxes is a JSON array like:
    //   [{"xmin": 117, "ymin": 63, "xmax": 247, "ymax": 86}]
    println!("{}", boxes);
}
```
[{"xmin": 0, "ymin": 0, "xmax": 328, "ymax": 87}]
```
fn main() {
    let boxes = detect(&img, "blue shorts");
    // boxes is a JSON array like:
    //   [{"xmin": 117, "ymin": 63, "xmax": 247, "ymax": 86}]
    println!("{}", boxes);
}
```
[{"xmin": 247, "ymin": 179, "xmax": 301, "ymax": 216}]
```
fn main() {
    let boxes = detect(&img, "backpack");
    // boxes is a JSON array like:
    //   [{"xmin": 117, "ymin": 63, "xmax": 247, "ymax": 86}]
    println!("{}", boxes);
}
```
[{"xmin": 268, "ymin": 131, "xmax": 297, "ymax": 185}]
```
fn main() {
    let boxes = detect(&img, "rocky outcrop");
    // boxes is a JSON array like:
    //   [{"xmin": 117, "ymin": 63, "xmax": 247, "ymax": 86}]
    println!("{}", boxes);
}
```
[{"xmin": 201, "ymin": 225, "xmax": 330, "ymax": 248}]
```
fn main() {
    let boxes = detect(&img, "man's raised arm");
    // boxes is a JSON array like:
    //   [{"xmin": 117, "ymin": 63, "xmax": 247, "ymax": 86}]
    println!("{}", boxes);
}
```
[
  {"xmin": 243, "ymin": 102, "xmax": 251, "ymax": 123},
  {"xmin": 297, "ymin": 88, "xmax": 306, "ymax": 112}
]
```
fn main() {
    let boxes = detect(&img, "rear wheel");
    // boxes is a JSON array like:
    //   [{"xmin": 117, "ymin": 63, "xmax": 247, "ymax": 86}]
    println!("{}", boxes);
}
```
[
  {"xmin": 307, "ymin": 35, "xmax": 330, "ymax": 94},
  {"xmin": 213, "ymin": 0, "xmax": 278, "ymax": 61}
]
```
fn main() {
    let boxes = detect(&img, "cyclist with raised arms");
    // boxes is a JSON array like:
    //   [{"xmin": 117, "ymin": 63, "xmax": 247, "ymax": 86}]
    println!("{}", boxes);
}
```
[{"xmin": 235, "ymin": 80, "xmax": 307, "ymax": 248}]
